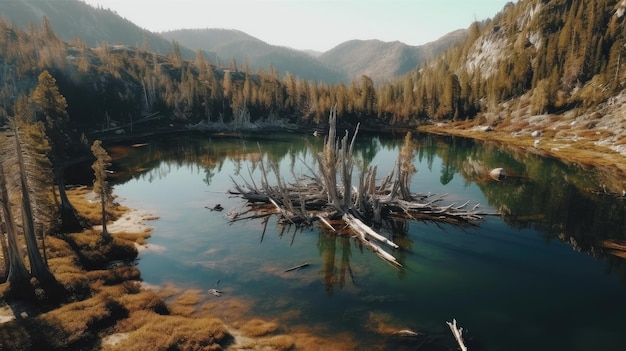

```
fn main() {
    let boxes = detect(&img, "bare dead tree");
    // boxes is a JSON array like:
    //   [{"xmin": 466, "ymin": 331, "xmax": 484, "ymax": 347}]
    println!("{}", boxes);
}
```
[{"xmin": 230, "ymin": 107, "xmax": 498, "ymax": 268}]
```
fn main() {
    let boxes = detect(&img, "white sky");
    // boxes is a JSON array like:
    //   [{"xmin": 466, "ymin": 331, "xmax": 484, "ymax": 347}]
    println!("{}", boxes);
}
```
[{"xmin": 82, "ymin": 0, "xmax": 515, "ymax": 52}]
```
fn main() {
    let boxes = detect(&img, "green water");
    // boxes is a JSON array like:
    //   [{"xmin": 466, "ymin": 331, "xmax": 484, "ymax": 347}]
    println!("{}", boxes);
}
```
[{"xmin": 104, "ymin": 131, "xmax": 626, "ymax": 350}]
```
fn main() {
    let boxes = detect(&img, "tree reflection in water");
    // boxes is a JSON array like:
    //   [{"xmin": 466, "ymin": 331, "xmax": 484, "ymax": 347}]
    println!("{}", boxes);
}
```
[{"xmin": 316, "ymin": 230, "xmax": 357, "ymax": 296}]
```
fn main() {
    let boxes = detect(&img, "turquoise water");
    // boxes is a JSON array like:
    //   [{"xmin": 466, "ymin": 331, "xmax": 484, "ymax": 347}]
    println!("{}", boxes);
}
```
[{"xmin": 106, "ymin": 131, "xmax": 626, "ymax": 350}]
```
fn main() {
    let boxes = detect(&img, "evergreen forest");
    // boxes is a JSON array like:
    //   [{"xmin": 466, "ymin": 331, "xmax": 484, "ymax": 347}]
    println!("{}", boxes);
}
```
[{"xmin": 0, "ymin": 0, "xmax": 625, "ymax": 138}]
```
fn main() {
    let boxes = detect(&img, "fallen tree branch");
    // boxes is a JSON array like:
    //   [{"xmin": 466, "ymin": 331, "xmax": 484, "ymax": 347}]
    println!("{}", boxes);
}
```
[
  {"xmin": 284, "ymin": 262, "xmax": 311, "ymax": 272},
  {"xmin": 446, "ymin": 319, "xmax": 468, "ymax": 351},
  {"xmin": 342, "ymin": 213, "xmax": 399, "ymax": 249}
]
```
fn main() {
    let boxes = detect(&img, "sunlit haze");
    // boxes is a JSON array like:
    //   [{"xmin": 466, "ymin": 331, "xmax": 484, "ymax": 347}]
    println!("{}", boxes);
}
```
[{"xmin": 81, "ymin": 0, "xmax": 515, "ymax": 52}]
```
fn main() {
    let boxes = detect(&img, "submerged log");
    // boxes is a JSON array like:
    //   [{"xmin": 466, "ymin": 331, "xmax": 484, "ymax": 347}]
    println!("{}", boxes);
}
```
[{"xmin": 284, "ymin": 262, "xmax": 311, "ymax": 272}]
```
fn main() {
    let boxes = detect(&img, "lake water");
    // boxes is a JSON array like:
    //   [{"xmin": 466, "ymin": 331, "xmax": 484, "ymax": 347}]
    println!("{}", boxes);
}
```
[{"xmin": 100, "ymin": 130, "xmax": 626, "ymax": 350}]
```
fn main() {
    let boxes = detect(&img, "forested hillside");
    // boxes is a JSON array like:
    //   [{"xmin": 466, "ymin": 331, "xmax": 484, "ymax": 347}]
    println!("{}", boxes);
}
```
[
  {"xmin": 383, "ymin": 0, "xmax": 626, "ymax": 121},
  {"xmin": 161, "ymin": 29, "xmax": 348, "ymax": 83},
  {"xmin": 0, "ymin": 0, "xmax": 459, "ymax": 85},
  {"xmin": 0, "ymin": 15, "xmax": 388, "ymax": 133},
  {"xmin": 0, "ymin": 0, "xmax": 201, "ymax": 59}
]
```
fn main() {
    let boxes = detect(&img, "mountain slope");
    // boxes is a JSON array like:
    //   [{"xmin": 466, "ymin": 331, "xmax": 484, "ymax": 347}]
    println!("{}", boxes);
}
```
[
  {"xmin": 161, "ymin": 29, "xmax": 348, "ymax": 83},
  {"xmin": 319, "ymin": 31, "xmax": 466, "ymax": 84},
  {"xmin": 412, "ymin": 0, "xmax": 626, "ymax": 178},
  {"xmin": 0, "ymin": 0, "xmax": 202, "ymax": 59},
  {"xmin": 0, "ymin": 0, "xmax": 467, "ymax": 84}
]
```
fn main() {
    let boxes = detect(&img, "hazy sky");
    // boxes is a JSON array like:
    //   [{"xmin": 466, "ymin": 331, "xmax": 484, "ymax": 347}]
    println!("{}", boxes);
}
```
[{"xmin": 82, "ymin": 0, "xmax": 515, "ymax": 52}]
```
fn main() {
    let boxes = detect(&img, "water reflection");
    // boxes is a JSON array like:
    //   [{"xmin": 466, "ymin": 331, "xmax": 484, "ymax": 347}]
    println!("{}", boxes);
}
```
[
  {"xmin": 100, "ymin": 131, "xmax": 626, "ymax": 269},
  {"xmin": 88, "ymin": 130, "xmax": 626, "ymax": 351},
  {"xmin": 318, "ymin": 231, "xmax": 353, "ymax": 296},
  {"xmin": 423, "ymin": 135, "xmax": 626, "ymax": 277}
]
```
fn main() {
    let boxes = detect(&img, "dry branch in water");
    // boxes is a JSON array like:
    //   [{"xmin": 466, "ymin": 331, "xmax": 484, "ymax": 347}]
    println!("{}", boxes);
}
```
[
  {"xmin": 447, "ymin": 319, "xmax": 469, "ymax": 351},
  {"xmin": 229, "ymin": 104, "xmax": 498, "ymax": 267}
]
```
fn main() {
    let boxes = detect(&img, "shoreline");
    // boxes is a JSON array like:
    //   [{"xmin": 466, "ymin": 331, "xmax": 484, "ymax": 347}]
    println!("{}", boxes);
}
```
[{"xmin": 418, "ymin": 122, "xmax": 626, "ymax": 192}]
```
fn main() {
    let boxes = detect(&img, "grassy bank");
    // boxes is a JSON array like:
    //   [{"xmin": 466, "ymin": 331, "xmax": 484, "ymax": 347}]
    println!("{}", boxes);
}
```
[
  {"xmin": 419, "ymin": 119, "xmax": 626, "ymax": 194},
  {"xmin": 0, "ymin": 186, "xmax": 366, "ymax": 350}
]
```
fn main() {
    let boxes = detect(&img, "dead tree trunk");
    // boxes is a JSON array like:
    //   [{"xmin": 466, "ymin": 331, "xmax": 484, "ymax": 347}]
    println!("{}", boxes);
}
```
[
  {"xmin": 317, "ymin": 104, "xmax": 341, "ymax": 207},
  {"xmin": 230, "ymin": 107, "xmax": 499, "ymax": 268},
  {"xmin": 0, "ymin": 162, "xmax": 31, "ymax": 290},
  {"xmin": 14, "ymin": 129, "xmax": 59, "ymax": 289}
]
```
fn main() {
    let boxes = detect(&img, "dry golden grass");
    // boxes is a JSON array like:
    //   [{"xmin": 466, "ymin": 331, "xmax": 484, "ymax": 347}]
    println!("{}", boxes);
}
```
[
  {"xmin": 66, "ymin": 230, "xmax": 138, "ymax": 268},
  {"xmin": 199, "ymin": 296, "xmax": 254, "ymax": 324},
  {"xmin": 174, "ymin": 289, "xmax": 204, "ymax": 306},
  {"xmin": 40, "ymin": 295, "xmax": 126, "ymax": 348},
  {"xmin": 46, "ymin": 236, "xmax": 77, "ymax": 259},
  {"xmin": 104, "ymin": 310, "xmax": 230, "ymax": 351},
  {"xmin": 154, "ymin": 282, "xmax": 183, "ymax": 300},
  {"xmin": 114, "ymin": 231, "xmax": 151, "ymax": 245},
  {"xmin": 509, "ymin": 120, "xmax": 530, "ymax": 132},
  {"xmin": 364, "ymin": 311, "xmax": 410, "ymax": 336},
  {"xmin": 114, "ymin": 289, "xmax": 168, "ymax": 315},
  {"xmin": 419, "ymin": 121, "xmax": 626, "ymax": 179},
  {"xmin": 66, "ymin": 187, "xmax": 129, "ymax": 226},
  {"xmin": 289, "ymin": 331, "xmax": 357, "ymax": 351},
  {"xmin": 255, "ymin": 334, "xmax": 296, "ymax": 350},
  {"xmin": 86, "ymin": 266, "xmax": 141, "ymax": 286},
  {"xmin": 234, "ymin": 318, "xmax": 279, "ymax": 337},
  {"xmin": 266, "ymin": 335, "xmax": 296, "ymax": 349},
  {"xmin": 168, "ymin": 289, "xmax": 204, "ymax": 316}
]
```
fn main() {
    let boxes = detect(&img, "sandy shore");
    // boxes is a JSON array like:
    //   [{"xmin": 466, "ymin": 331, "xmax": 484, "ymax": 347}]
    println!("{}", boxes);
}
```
[
  {"xmin": 93, "ymin": 208, "xmax": 158, "ymax": 234},
  {"xmin": 0, "ymin": 205, "xmax": 160, "ymax": 326}
]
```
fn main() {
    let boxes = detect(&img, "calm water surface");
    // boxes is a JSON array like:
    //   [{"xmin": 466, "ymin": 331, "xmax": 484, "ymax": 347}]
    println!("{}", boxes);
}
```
[{"xmin": 103, "ymin": 131, "xmax": 626, "ymax": 351}]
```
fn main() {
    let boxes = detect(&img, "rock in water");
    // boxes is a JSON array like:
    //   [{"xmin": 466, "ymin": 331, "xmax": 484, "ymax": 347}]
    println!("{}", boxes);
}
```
[{"xmin": 489, "ymin": 168, "xmax": 506, "ymax": 181}]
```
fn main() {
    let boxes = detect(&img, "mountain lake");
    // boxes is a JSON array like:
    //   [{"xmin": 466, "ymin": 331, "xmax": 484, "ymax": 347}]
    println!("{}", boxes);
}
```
[{"xmin": 76, "ymin": 130, "xmax": 626, "ymax": 351}]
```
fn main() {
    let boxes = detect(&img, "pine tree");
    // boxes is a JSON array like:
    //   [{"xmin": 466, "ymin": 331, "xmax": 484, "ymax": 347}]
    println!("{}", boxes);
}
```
[
  {"xmin": 91, "ymin": 140, "xmax": 113, "ymax": 243},
  {"xmin": 30, "ymin": 71, "xmax": 84, "ymax": 233},
  {"xmin": 0, "ymin": 161, "xmax": 31, "ymax": 290},
  {"xmin": 13, "ymin": 124, "xmax": 59, "ymax": 289}
]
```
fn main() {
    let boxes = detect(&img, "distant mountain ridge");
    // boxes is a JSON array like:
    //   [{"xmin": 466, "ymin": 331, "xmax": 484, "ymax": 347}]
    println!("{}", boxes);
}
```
[
  {"xmin": 319, "ymin": 40, "xmax": 422, "ymax": 84},
  {"xmin": 162, "ymin": 28, "xmax": 466, "ymax": 84},
  {"xmin": 0, "ymin": 0, "xmax": 466, "ymax": 84},
  {"xmin": 160, "ymin": 28, "xmax": 348, "ymax": 83}
]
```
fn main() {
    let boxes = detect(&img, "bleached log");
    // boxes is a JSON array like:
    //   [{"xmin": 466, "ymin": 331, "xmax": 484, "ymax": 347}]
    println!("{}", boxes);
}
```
[
  {"xmin": 355, "ymin": 230, "xmax": 402, "ymax": 268},
  {"xmin": 446, "ymin": 319, "xmax": 468, "ymax": 351},
  {"xmin": 316, "ymin": 214, "xmax": 336, "ymax": 232},
  {"xmin": 454, "ymin": 200, "xmax": 471, "ymax": 210},
  {"xmin": 342, "ymin": 213, "xmax": 399, "ymax": 249},
  {"xmin": 268, "ymin": 197, "xmax": 296, "ymax": 225}
]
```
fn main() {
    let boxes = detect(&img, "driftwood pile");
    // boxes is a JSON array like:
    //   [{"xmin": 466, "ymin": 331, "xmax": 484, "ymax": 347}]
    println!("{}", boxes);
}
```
[{"xmin": 229, "ymin": 105, "xmax": 498, "ymax": 268}]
